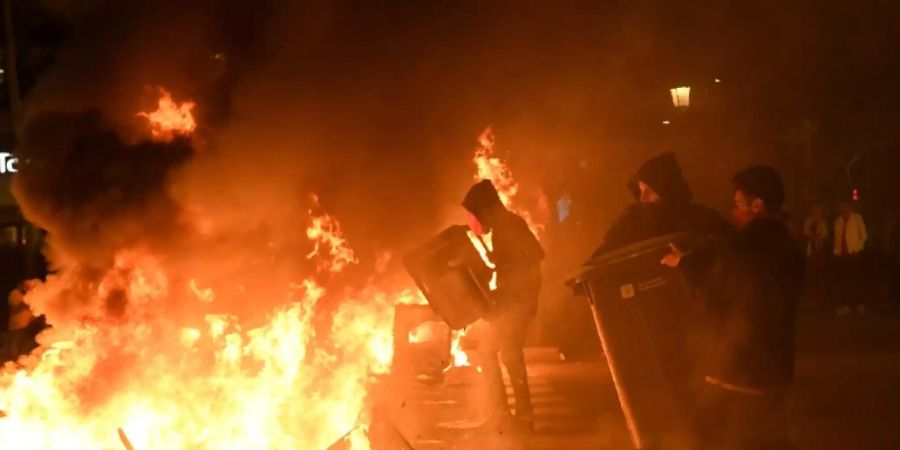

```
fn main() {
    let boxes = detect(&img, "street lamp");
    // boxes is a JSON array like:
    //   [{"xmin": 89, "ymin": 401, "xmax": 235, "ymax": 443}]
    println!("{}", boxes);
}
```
[{"xmin": 670, "ymin": 86, "xmax": 690, "ymax": 108}]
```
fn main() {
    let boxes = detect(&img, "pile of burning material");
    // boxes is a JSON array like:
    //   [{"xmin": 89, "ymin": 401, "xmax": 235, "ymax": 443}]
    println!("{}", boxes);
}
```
[{"xmin": 0, "ymin": 88, "xmax": 406, "ymax": 450}]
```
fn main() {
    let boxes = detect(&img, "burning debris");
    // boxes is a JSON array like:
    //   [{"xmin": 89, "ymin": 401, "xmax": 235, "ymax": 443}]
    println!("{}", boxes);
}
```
[
  {"xmin": 449, "ymin": 328, "xmax": 471, "ymax": 368},
  {"xmin": 0, "ymin": 87, "xmax": 418, "ymax": 450},
  {"xmin": 307, "ymin": 194, "xmax": 360, "ymax": 274},
  {"xmin": 137, "ymin": 88, "xmax": 198, "ymax": 142}
]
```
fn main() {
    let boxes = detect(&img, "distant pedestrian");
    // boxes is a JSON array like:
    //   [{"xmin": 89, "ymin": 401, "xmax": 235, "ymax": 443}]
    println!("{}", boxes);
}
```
[
  {"xmin": 803, "ymin": 205, "xmax": 829, "ymax": 257},
  {"xmin": 832, "ymin": 201, "xmax": 868, "ymax": 315}
]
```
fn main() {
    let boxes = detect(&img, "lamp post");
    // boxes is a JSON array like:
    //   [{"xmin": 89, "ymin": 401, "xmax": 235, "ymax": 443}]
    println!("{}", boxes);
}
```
[{"xmin": 670, "ymin": 86, "xmax": 690, "ymax": 109}]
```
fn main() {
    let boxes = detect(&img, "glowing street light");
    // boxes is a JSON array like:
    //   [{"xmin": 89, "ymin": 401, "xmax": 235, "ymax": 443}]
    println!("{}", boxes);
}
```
[{"xmin": 670, "ymin": 86, "xmax": 690, "ymax": 108}]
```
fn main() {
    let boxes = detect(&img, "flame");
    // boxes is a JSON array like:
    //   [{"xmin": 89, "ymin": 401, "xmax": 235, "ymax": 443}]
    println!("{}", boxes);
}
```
[
  {"xmin": 188, "ymin": 278, "xmax": 215, "ymax": 303},
  {"xmin": 449, "ymin": 328, "xmax": 470, "ymax": 367},
  {"xmin": 307, "ymin": 195, "xmax": 359, "ymax": 273},
  {"xmin": 407, "ymin": 322, "xmax": 438, "ymax": 344},
  {"xmin": 394, "ymin": 288, "xmax": 427, "ymax": 306},
  {"xmin": 0, "ymin": 194, "xmax": 404, "ymax": 450},
  {"xmin": 137, "ymin": 87, "xmax": 197, "ymax": 141},
  {"xmin": 466, "ymin": 229, "xmax": 498, "ymax": 291},
  {"xmin": 472, "ymin": 126, "xmax": 545, "ymax": 238}
]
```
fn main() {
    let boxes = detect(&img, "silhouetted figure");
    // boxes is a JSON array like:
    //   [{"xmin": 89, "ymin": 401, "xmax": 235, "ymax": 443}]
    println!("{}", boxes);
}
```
[
  {"xmin": 462, "ymin": 180, "xmax": 543, "ymax": 432},
  {"xmin": 590, "ymin": 152, "xmax": 729, "ymax": 259},
  {"xmin": 668, "ymin": 166, "xmax": 803, "ymax": 450},
  {"xmin": 832, "ymin": 201, "xmax": 868, "ymax": 315}
]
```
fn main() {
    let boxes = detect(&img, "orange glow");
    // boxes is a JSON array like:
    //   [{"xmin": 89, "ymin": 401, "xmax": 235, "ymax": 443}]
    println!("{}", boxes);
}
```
[
  {"xmin": 449, "ymin": 328, "xmax": 470, "ymax": 368},
  {"xmin": 307, "ymin": 195, "xmax": 359, "ymax": 273},
  {"xmin": 0, "ymin": 191, "xmax": 410, "ymax": 449},
  {"xmin": 137, "ymin": 87, "xmax": 197, "ymax": 141},
  {"xmin": 188, "ymin": 278, "xmax": 215, "ymax": 303},
  {"xmin": 394, "ymin": 288, "xmax": 428, "ymax": 305},
  {"xmin": 466, "ymin": 229, "xmax": 498, "ymax": 291},
  {"xmin": 407, "ymin": 321, "xmax": 439, "ymax": 344}
]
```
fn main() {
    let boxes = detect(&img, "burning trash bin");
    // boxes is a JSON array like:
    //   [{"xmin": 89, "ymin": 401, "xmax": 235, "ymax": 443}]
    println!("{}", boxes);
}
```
[
  {"xmin": 396, "ymin": 225, "xmax": 494, "ymax": 380},
  {"xmin": 403, "ymin": 225, "xmax": 495, "ymax": 330},
  {"xmin": 569, "ymin": 233, "xmax": 703, "ymax": 449}
]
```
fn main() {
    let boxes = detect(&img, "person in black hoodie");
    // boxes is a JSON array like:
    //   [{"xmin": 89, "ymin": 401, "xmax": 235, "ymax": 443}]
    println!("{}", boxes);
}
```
[
  {"xmin": 462, "ymin": 179, "xmax": 544, "ymax": 432},
  {"xmin": 590, "ymin": 152, "xmax": 729, "ymax": 259},
  {"xmin": 664, "ymin": 166, "xmax": 804, "ymax": 450}
]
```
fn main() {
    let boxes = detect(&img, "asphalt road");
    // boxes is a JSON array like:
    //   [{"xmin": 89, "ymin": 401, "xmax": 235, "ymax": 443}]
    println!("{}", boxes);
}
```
[{"xmin": 382, "ymin": 313, "xmax": 900, "ymax": 449}]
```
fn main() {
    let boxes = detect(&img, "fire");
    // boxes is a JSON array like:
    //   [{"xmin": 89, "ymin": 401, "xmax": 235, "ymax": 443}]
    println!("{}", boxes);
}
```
[
  {"xmin": 472, "ymin": 126, "xmax": 545, "ymax": 238},
  {"xmin": 188, "ymin": 278, "xmax": 215, "ymax": 303},
  {"xmin": 137, "ymin": 87, "xmax": 197, "ymax": 141},
  {"xmin": 449, "ymin": 328, "xmax": 470, "ymax": 367},
  {"xmin": 307, "ymin": 195, "xmax": 359, "ymax": 273},
  {"xmin": 394, "ymin": 289, "xmax": 427, "ymax": 305},
  {"xmin": 407, "ymin": 321, "xmax": 440, "ymax": 344},
  {"xmin": 466, "ymin": 228, "xmax": 498, "ymax": 291},
  {"xmin": 0, "ymin": 193, "xmax": 405, "ymax": 449}
]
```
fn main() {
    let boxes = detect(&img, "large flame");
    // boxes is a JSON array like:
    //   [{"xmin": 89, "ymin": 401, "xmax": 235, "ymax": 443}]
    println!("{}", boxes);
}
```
[
  {"xmin": 137, "ymin": 87, "xmax": 198, "ymax": 141},
  {"xmin": 0, "ymin": 187, "xmax": 407, "ymax": 449},
  {"xmin": 448, "ymin": 328, "xmax": 470, "ymax": 368},
  {"xmin": 472, "ymin": 126, "xmax": 545, "ymax": 238}
]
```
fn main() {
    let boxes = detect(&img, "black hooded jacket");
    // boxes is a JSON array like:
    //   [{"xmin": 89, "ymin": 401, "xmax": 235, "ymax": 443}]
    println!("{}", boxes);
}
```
[
  {"xmin": 590, "ymin": 153, "xmax": 730, "ymax": 259},
  {"xmin": 682, "ymin": 217, "xmax": 804, "ymax": 390},
  {"xmin": 463, "ymin": 180, "xmax": 544, "ymax": 315}
]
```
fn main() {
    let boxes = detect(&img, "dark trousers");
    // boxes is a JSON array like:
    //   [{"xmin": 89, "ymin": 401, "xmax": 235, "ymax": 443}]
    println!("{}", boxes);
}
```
[
  {"xmin": 692, "ymin": 384, "xmax": 793, "ymax": 450},
  {"xmin": 481, "ymin": 307, "xmax": 533, "ymax": 418},
  {"xmin": 832, "ymin": 255, "xmax": 864, "ymax": 308},
  {"xmin": 804, "ymin": 252, "xmax": 830, "ymax": 312}
]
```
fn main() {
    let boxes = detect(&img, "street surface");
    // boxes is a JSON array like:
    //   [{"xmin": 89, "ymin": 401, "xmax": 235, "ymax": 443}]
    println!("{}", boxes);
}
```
[{"xmin": 383, "ymin": 314, "xmax": 900, "ymax": 449}]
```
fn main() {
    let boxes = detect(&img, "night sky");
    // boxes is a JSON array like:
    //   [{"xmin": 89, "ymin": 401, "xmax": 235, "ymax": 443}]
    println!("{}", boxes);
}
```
[{"xmin": 4, "ymin": 0, "xmax": 900, "ymax": 250}]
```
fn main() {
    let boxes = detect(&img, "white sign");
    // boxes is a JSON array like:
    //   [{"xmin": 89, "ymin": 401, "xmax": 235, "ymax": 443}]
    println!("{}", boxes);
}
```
[{"xmin": 0, "ymin": 152, "xmax": 17, "ymax": 174}]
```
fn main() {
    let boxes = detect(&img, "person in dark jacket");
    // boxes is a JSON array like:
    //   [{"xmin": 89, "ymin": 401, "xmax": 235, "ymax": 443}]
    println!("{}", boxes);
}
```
[
  {"xmin": 664, "ymin": 166, "xmax": 804, "ymax": 450},
  {"xmin": 590, "ymin": 152, "xmax": 729, "ymax": 259},
  {"xmin": 462, "ymin": 179, "xmax": 544, "ymax": 431}
]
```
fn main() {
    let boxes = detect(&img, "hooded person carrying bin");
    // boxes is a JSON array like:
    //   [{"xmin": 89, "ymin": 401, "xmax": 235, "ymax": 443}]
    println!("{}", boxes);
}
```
[
  {"xmin": 590, "ymin": 152, "xmax": 730, "ymax": 259},
  {"xmin": 462, "ymin": 179, "xmax": 544, "ymax": 433}
]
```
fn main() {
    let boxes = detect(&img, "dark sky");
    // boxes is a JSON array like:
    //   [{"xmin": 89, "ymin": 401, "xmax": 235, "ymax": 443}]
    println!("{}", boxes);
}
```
[{"xmin": 8, "ymin": 0, "xmax": 900, "ymax": 257}]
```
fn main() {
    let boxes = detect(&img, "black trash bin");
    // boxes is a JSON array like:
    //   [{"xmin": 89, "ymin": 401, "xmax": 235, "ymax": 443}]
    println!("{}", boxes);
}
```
[
  {"xmin": 569, "ymin": 233, "xmax": 704, "ymax": 449},
  {"xmin": 403, "ymin": 225, "xmax": 494, "ymax": 330}
]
